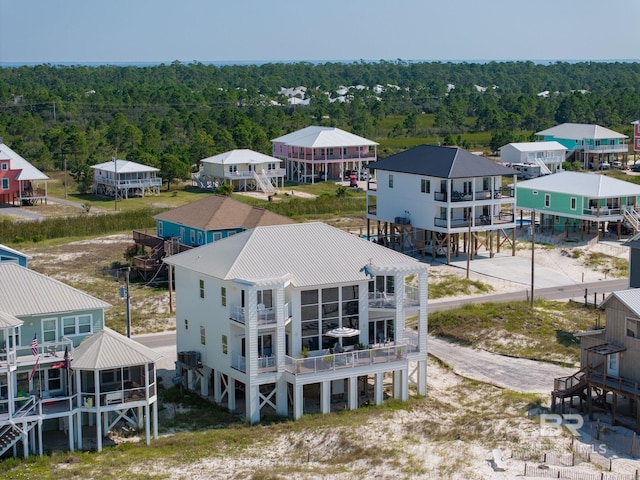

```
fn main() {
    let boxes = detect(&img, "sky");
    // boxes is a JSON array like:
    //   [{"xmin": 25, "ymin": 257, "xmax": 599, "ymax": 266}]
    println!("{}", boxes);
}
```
[{"xmin": 1, "ymin": 0, "xmax": 639, "ymax": 65}]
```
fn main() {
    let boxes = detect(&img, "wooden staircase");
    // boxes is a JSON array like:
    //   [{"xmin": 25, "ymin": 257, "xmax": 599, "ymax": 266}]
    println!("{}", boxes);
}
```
[{"xmin": 551, "ymin": 368, "xmax": 588, "ymax": 412}]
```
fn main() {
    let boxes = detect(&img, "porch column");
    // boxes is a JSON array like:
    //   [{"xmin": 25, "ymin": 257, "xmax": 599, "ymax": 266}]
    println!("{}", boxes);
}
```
[
  {"xmin": 68, "ymin": 413, "xmax": 74, "ymax": 451},
  {"xmin": 153, "ymin": 401, "xmax": 158, "ymax": 440},
  {"xmin": 96, "ymin": 410, "xmax": 102, "ymax": 452},
  {"xmin": 276, "ymin": 379, "xmax": 288, "ymax": 417},
  {"xmin": 401, "ymin": 368, "xmax": 409, "ymax": 401},
  {"xmin": 321, "ymin": 380, "xmax": 331, "ymax": 414},
  {"xmin": 417, "ymin": 360, "xmax": 427, "ymax": 396},
  {"xmin": 213, "ymin": 370, "xmax": 221, "ymax": 403},
  {"xmin": 228, "ymin": 379, "xmax": 236, "ymax": 412},
  {"xmin": 200, "ymin": 368, "xmax": 209, "ymax": 397},
  {"xmin": 145, "ymin": 404, "xmax": 151, "ymax": 445},
  {"xmin": 247, "ymin": 384, "xmax": 260, "ymax": 424},
  {"xmin": 374, "ymin": 372, "xmax": 384, "ymax": 405},
  {"xmin": 293, "ymin": 384, "xmax": 304, "ymax": 419},
  {"xmin": 348, "ymin": 376, "xmax": 358, "ymax": 410}
]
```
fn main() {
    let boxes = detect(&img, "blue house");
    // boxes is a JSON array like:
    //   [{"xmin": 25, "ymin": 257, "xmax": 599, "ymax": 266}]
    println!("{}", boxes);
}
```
[
  {"xmin": 0, "ymin": 243, "xmax": 31, "ymax": 267},
  {"xmin": 132, "ymin": 195, "xmax": 295, "ymax": 278}
]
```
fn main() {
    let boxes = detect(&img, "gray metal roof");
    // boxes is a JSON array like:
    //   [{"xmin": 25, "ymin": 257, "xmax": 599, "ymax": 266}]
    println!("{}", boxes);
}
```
[
  {"xmin": 536, "ymin": 123, "xmax": 627, "ymax": 140},
  {"xmin": 72, "ymin": 328, "xmax": 163, "ymax": 370},
  {"xmin": 0, "ymin": 263, "xmax": 111, "ymax": 316},
  {"xmin": 367, "ymin": 145, "xmax": 515, "ymax": 179},
  {"xmin": 517, "ymin": 171, "xmax": 640, "ymax": 198},
  {"xmin": 200, "ymin": 149, "xmax": 282, "ymax": 165},
  {"xmin": 165, "ymin": 222, "xmax": 426, "ymax": 287},
  {"xmin": 91, "ymin": 159, "xmax": 159, "ymax": 173},
  {"xmin": 500, "ymin": 141, "xmax": 567, "ymax": 153},
  {"xmin": 600, "ymin": 289, "xmax": 640, "ymax": 314},
  {"xmin": 271, "ymin": 126, "xmax": 378, "ymax": 148}
]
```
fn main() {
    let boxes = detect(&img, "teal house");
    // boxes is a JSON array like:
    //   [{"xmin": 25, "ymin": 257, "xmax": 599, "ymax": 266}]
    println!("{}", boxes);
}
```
[
  {"xmin": 0, "ymin": 263, "xmax": 162, "ymax": 457},
  {"xmin": 516, "ymin": 171, "xmax": 640, "ymax": 238},
  {"xmin": 535, "ymin": 123, "xmax": 628, "ymax": 170}
]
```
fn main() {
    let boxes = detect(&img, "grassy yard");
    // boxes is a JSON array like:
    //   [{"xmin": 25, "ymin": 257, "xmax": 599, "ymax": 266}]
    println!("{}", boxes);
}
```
[{"xmin": 429, "ymin": 299, "xmax": 601, "ymax": 365}]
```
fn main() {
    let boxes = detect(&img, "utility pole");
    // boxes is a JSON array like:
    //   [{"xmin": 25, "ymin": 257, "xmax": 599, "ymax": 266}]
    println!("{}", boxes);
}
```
[
  {"xmin": 119, "ymin": 268, "xmax": 131, "ymax": 338},
  {"xmin": 531, "ymin": 210, "xmax": 535, "ymax": 307},
  {"xmin": 113, "ymin": 153, "xmax": 118, "ymax": 212}
]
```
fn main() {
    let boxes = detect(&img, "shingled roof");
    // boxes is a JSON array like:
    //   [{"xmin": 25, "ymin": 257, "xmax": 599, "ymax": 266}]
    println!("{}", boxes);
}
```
[
  {"xmin": 153, "ymin": 195, "xmax": 295, "ymax": 231},
  {"xmin": 367, "ymin": 145, "xmax": 514, "ymax": 179}
]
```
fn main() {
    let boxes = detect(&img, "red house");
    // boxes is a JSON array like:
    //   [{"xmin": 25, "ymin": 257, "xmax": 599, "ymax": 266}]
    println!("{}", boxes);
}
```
[{"xmin": 0, "ymin": 142, "xmax": 49, "ymax": 205}]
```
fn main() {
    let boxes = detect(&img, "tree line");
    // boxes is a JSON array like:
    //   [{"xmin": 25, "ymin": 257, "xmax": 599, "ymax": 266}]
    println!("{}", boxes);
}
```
[{"xmin": 1, "ymin": 60, "xmax": 639, "ymax": 191}]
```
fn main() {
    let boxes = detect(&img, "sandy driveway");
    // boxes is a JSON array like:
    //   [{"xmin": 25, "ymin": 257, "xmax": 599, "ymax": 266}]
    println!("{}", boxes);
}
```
[{"xmin": 428, "ymin": 335, "xmax": 576, "ymax": 393}]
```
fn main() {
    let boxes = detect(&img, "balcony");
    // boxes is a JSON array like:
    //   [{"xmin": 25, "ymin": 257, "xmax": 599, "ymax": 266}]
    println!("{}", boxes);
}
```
[
  {"xmin": 582, "ymin": 207, "xmax": 623, "ymax": 218},
  {"xmin": 434, "ymin": 211, "xmax": 515, "ymax": 229},
  {"xmin": 284, "ymin": 343, "xmax": 417, "ymax": 376},
  {"xmin": 99, "ymin": 177, "xmax": 163, "ymax": 188},
  {"xmin": 230, "ymin": 303, "xmax": 291, "ymax": 326},
  {"xmin": 434, "ymin": 187, "xmax": 514, "ymax": 203},
  {"xmin": 80, "ymin": 382, "xmax": 155, "ymax": 409},
  {"xmin": 368, "ymin": 286, "xmax": 420, "ymax": 309},
  {"xmin": 285, "ymin": 152, "xmax": 376, "ymax": 162},
  {"xmin": 231, "ymin": 355, "xmax": 277, "ymax": 374}
]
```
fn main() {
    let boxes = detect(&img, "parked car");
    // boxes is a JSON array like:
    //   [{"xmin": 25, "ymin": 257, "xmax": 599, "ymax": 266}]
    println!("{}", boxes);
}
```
[
  {"xmin": 608, "ymin": 221, "xmax": 634, "ymax": 235},
  {"xmin": 632, "ymin": 164, "xmax": 640, "ymax": 173}
]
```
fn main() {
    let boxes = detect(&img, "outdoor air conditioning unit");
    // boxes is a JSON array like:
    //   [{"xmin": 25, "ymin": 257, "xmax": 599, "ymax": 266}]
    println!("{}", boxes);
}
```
[{"xmin": 394, "ymin": 216, "xmax": 411, "ymax": 225}]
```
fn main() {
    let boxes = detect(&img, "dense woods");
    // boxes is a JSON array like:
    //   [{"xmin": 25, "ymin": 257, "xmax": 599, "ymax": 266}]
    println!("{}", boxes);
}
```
[{"xmin": 1, "ymin": 60, "xmax": 639, "ymax": 190}]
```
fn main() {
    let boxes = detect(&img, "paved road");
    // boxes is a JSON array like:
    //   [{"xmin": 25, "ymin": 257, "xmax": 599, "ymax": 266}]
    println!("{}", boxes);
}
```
[{"xmin": 430, "ymin": 278, "xmax": 628, "ymax": 312}]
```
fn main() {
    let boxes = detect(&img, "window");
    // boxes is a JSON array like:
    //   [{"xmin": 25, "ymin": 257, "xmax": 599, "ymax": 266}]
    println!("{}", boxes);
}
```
[
  {"xmin": 62, "ymin": 314, "xmax": 92, "ymax": 336},
  {"xmin": 190, "ymin": 230, "xmax": 195, "ymax": 244},
  {"xmin": 184, "ymin": 318, "xmax": 189, "ymax": 330},
  {"xmin": 300, "ymin": 285, "xmax": 360, "ymax": 351},
  {"xmin": 388, "ymin": 175, "xmax": 394, "ymax": 188},
  {"xmin": 257, "ymin": 289, "xmax": 273, "ymax": 308},
  {"xmin": 222, "ymin": 334, "xmax": 228, "ymax": 354},
  {"xmin": 197, "ymin": 231, "xmax": 203, "ymax": 245},
  {"xmin": 229, "ymin": 165, "xmax": 237, "ymax": 173},
  {"xmin": 48, "ymin": 369, "xmax": 61, "ymax": 392},
  {"xmin": 482, "ymin": 177, "xmax": 490, "ymax": 191},
  {"xmin": 627, "ymin": 317, "xmax": 640, "ymax": 338},
  {"xmin": 213, "ymin": 232, "xmax": 222, "ymax": 241},
  {"xmin": 570, "ymin": 197, "xmax": 577, "ymax": 210},
  {"xmin": 532, "ymin": 190, "xmax": 538, "ymax": 195},
  {"xmin": 200, "ymin": 326, "xmax": 206, "ymax": 345},
  {"xmin": 544, "ymin": 194, "xmax": 550, "ymax": 208},
  {"xmin": 199, "ymin": 279, "xmax": 205, "ymax": 299},
  {"xmin": 42, "ymin": 318, "xmax": 58, "ymax": 343},
  {"xmin": 221, "ymin": 286, "xmax": 227, "ymax": 306},
  {"xmin": 1, "ymin": 162, "xmax": 7, "ymax": 170},
  {"xmin": 421, "ymin": 179, "xmax": 430, "ymax": 194},
  {"xmin": 157, "ymin": 221, "xmax": 163, "ymax": 237},
  {"xmin": 1, "ymin": 178, "xmax": 8, "ymax": 190}
]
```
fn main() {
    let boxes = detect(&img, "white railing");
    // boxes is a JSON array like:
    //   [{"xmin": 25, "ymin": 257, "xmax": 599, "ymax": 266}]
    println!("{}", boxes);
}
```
[
  {"xmin": 284, "ymin": 344, "xmax": 410, "ymax": 375},
  {"xmin": 98, "ymin": 177, "xmax": 162, "ymax": 188},
  {"xmin": 16, "ymin": 338, "xmax": 74, "ymax": 361},
  {"xmin": 368, "ymin": 290, "xmax": 420, "ymax": 309},
  {"xmin": 229, "ymin": 303, "xmax": 289, "ymax": 325}
]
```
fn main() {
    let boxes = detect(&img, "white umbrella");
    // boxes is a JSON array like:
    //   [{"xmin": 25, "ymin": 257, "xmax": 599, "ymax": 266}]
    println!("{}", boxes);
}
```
[{"xmin": 326, "ymin": 326, "xmax": 360, "ymax": 347}]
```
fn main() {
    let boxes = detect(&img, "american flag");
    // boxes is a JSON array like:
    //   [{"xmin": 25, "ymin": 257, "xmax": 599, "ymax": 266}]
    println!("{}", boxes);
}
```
[{"xmin": 31, "ymin": 333, "xmax": 38, "ymax": 356}]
